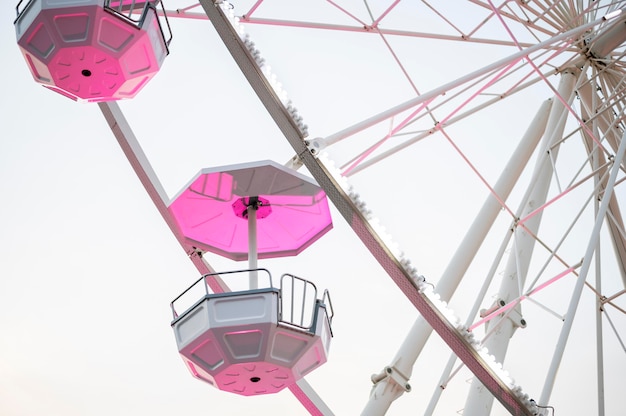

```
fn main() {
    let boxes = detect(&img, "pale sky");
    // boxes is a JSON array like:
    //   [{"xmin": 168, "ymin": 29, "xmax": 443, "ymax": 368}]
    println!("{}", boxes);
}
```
[{"xmin": 1, "ymin": 1, "xmax": 625, "ymax": 415}]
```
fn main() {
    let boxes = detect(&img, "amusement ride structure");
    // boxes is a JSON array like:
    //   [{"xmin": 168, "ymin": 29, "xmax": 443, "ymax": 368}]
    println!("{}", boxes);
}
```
[{"xmin": 9, "ymin": 1, "xmax": 626, "ymax": 415}]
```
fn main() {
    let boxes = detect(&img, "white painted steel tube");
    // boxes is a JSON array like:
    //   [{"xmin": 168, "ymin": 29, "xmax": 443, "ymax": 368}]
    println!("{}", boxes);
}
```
[
  {"xmin": 582, "ymin": 101, "xmax": 607, "ymax": 416},
  {"xmin": 589, "ymin": 13, "xmax": 626, "ymax": 58},
  {"xmin": 248, "ymin": 204, "xmax": 259, "ymax": 289},
  {"xmin": 539, "ymin": 128, "xmax": 626, "ymax": 406},
  {"xmin": 594, "ymin": 172, "xmax": 606, "ymax": 416},
  {"xmin": 325, "ymin": 12, "xmax": 619, "ymax": 146},
  {"xmin": 424, "ymin": 223, "xmax": 519, "ymax": 416},
  {"xmin": 98, "ymin": 102, "xmax": 230, "ymax": 292},
  {"xmin": 361, "ymin": 99, "xmax": 552, "ymax": 416},
  {"xmin": 289, "ymin": 379, "xmax": 335, "ymax": 416},
  {"xmin": 578, "ymin": 79, "xmax": 626, "ymax": 289},
  {"xmin": 463, "ymin": 68, "xmax": 579, "ymax": 416}
]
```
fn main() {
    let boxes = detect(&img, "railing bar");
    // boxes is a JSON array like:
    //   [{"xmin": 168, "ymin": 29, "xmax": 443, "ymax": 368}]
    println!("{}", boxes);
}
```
[
  {"xmin": 170, "ymin": 268, "xmax": 271, "ymax": 316},
  {"xmin": 323, "ymin": 289, "xmax": 334, "ymax": 323},
  {"xmin": 153, "ymin": 0, "xmax": 174, "ymax": 48},
  {"xmin": 278, "ymin": 277, "xmax": 283, "ymax": 322},
  {"xmin": 300, "ymin": 281, "xmax": 307, "ymax": 326},
  {"xmin": 291, "ymin": 276, "xmax": 295, "ymax": 324},
  {"xmin": 311, "ymin": 284, "xmax": 318, "ymax": 327}
]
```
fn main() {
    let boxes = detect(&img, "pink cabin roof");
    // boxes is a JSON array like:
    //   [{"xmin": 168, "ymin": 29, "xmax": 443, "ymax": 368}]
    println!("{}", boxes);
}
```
[{"xmin": 168, "ymin": 160, "xmax": 333, "ymax": 261}]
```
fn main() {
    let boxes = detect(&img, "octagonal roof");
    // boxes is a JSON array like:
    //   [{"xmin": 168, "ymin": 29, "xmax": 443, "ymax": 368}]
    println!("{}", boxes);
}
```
[{"xmin": 168, "ymin": 160, "xmax": 333, "ymax": 261}]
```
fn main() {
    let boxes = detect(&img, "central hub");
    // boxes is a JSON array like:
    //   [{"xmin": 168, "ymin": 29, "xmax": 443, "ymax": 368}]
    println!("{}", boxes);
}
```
[{"xmin": 232, "ymin": 196, "xmax": 272, "ymax": 219}]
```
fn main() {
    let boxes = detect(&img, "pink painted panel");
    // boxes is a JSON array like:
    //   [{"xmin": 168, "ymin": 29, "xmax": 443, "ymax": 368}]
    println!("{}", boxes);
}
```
[
  {"xmin": 169, "ymin": 161, "xmax": 333, "ymax": 261},
  {"xmin": 16, "ymin": 3, "xmax": 166, "ymax": 101}
]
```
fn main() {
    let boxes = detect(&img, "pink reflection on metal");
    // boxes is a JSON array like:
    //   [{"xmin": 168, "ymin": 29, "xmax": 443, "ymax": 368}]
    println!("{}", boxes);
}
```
[
  {"xmin": 468, "ymin": 265, "xmax": 578, "ymax": 332},
  {"xmin": 168, "ymin": 160, "xmax": 333, "ymax": 261},
  {"xmin": 370, "ymin": 0, "xmax": 400, "ymax": 28},
  {"xmin": 288, "ymin": 383, "xmax": 327, "ymax": 416},
  {"xmin": 15, "ymin": 0, "xmax": 168, "ymax": 102},
  {"xmin": 517, "ymin": 170, "xmax": 594, "ymax": 227},
  {"xmin": 441, "ymin": 128, "xmax": 515, "ymax": 219},
  {"xmin": 341, "ymin": 98, "xmax": 434, "ymax": 176},
  {"xmin": 213, "ymin": 361, "xmax": 296, "ymax": 396}
]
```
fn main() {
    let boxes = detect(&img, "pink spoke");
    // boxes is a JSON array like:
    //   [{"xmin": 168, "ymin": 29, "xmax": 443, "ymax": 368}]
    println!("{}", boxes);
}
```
[
  {"xmin": 243, "ymin": 0, "xmax": 264, "ymax": 18},
  {"xmin": 487, "ymin": 0, "xmax": 523, "ymax": 49},
  {"xmin": 468, "ymin": 264, "xmax": 580, "ymax": 332},
  {"xmin": 487, "ymin": 0, "xmax": 610, "ymax": 156},
  {"xmin": 373, "ymin": 28, "xmax": 423, "ymax": 97},
  {"xmin": 437, "ymin": 59, "xmax": 522, "ymax": 127},
  {"xmin": 341, "ymin": 99, "xmax": 434, "ymax": 176},
  {"xmin": 370, "ymin": 0, "xmax": 401, "ymax": 28},
  {"xmin": 367, "ymin": 2, "xmax": 426, "ymax": 99},
  {"xmin": 177, "ymin": 4, "xmax": 202, "ymax": 12},
  {"xmin": 518, "ymin": 160, "xmax": 612, "ymax": 227},
  {"xmin": 326, "ymin": 0, "xmax": 369, "ymax": 27},
  {"xmin": 439, "ymin": 127, "xmax": 516, "ymax": 219},
  {"xmin": 288, "ymin": 384, "xmax": 326, "ymax": 416},
  {"xmin": 422, "ymin": 0, "xmax": 465, "ymax": 37}
]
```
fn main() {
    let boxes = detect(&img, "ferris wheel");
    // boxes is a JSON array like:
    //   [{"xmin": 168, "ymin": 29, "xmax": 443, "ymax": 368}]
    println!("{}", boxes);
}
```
[{"xmin": 8, "ymin": 1, "xmax": 626, "ymax": 415}]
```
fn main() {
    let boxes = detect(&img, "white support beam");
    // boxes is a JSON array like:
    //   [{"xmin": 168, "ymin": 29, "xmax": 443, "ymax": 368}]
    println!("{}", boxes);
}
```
[
  {"xmin": 593, "ymin": 154, "xmax": 606, "ymax": 416},
  {"xmin": 539, "ymin": 127, "xmax": 626, "ymax": 406},
  {"xmin": 464, "ymin": 67, "xmax": 579, "ymax": 416},
  {"xmin": 97, "ymin": 101, "xmax": 229, "ymax": 293},
  {"xmin": 161, "ymin": 9, "xmax": 573, "ymax": 50},
  {"xmin": 321, "ymin": 13, "xmax": 616, "ymax": 147},
  {"xmin": 364, "ymin": 97, "xmax": 552, "ymax": 416},
  {"xmin": 289, "ymin": 379, "xmax": 335, "ymax": 416},
  {"xmin": 578, "ymin": 80, "xmax": 626, "ymax": 288}
]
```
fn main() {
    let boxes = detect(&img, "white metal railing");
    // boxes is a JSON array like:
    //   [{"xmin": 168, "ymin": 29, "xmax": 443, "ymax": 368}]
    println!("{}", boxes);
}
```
[
  {"xmin": 14, "ymin": 0, "xmax": 34, "ymax": 21},
  {"xmin": 170, "ymin": 269, "xmax": 333, "ymax": 335},
  {"xmin": 279, "ymin": 273, "xmax": 334, "ymax": 332},
  {"xmin": 104, "ymin": 0, "xmax": 172, "ymax": 49},
  {"xmin": 170, "ymin": 268, "xmax": 274, "ymax": 320}
]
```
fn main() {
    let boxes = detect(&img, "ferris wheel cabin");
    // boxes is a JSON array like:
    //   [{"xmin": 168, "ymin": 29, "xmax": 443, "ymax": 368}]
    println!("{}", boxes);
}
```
[
  {"xmin": 14, "ymin": 0, "xmax": 171, "ymax": 101},
  {"xmin": 170, "ymin": 269, "xmax": 334, "ymax": 396}
]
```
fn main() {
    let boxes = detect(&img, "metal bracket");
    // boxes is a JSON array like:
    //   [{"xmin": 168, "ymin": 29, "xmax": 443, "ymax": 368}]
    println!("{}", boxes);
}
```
[
  {"xmin": 305, "ymin": 137, "xmax": 327, "ymax": 156},
  {"xmin": 187, "ymin": 246, "xmax": 203, "ymax": 258},
  {"xmin": 371, "ymin": 366, "xmax": 411, "ymax": 393},
  {"xmin": 285, "ymin": 153, "xmax": 303, "ymax": 170},
  {"xmin": 510, "ymin": 309, "xmax": 528, "ymax": 329},
  {"xmin": 481, "ymin": 299, "xmax": 527, "ymax": 330}
]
